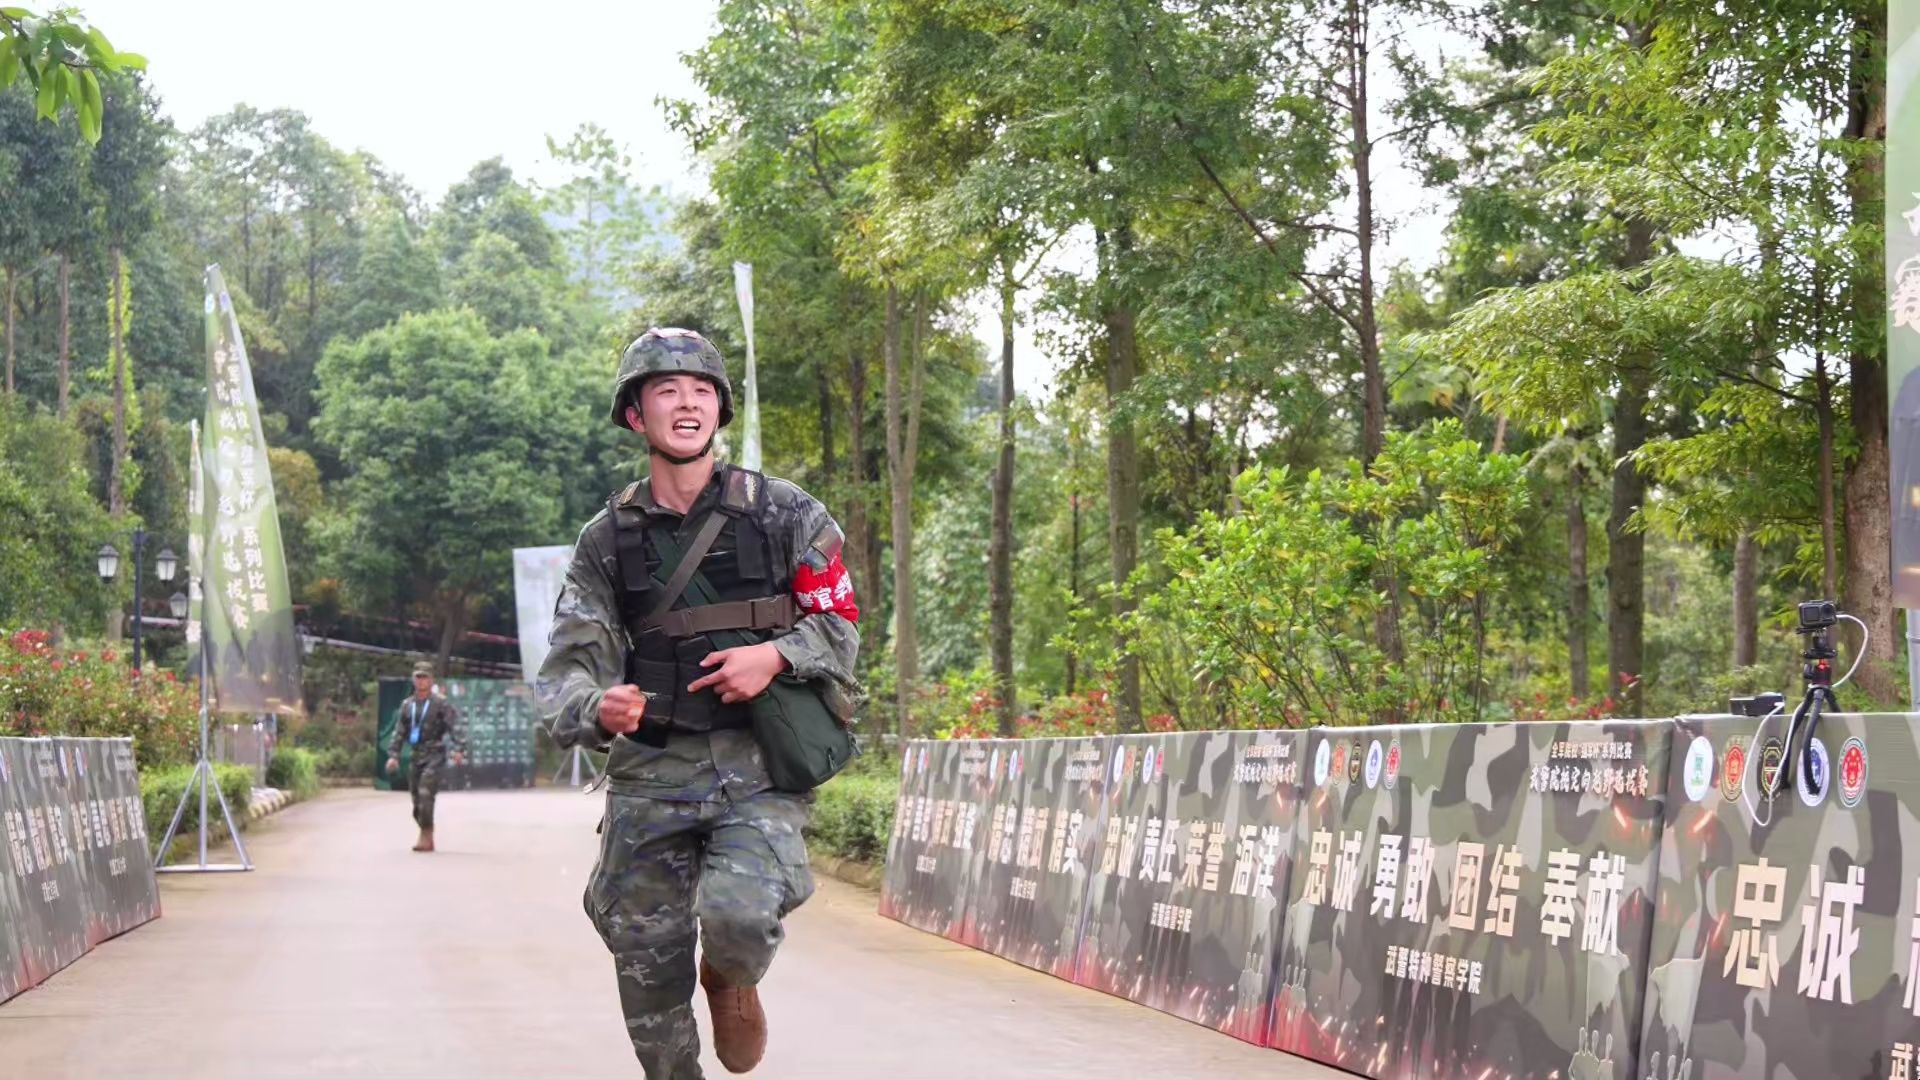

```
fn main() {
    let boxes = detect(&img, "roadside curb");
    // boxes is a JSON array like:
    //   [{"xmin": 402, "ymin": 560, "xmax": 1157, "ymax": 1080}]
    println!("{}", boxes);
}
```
[
  {"xmin": 247, "ymin": 786, "xmax": 297, "ymax": 821},
  {"xmin": 810, "ymin": 852, "xmax": 884, "ymax": 891}
]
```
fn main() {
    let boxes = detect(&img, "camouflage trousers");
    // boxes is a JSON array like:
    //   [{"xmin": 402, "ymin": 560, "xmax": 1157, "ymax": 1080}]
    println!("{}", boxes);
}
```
[
  {"xmin": 584, "ymin": 790, "xmax": 814, "ymax": 1080},
  {"xmin": 408, "ymin": 756, "xmax": 443, "ymax": 828}
]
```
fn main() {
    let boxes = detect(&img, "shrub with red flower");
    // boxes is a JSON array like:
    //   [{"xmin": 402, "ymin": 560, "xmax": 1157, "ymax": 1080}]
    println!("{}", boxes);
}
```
[{"xmin": 0, "ymin": 628, "xmax": 198, "ymax": 767}]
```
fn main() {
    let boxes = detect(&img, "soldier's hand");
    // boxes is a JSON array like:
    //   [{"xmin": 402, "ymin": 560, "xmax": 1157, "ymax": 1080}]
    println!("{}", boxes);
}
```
[
  {"xmin": 598, "ymin": 684, "xmax": 648, "ymax": 734},
  {"xmin": 688, "ymin": 643, "xmax": 790, "ymax": 704},
  {"xmin": 384, "ymin": 757, "xmax": 398, "ymax": 775}
]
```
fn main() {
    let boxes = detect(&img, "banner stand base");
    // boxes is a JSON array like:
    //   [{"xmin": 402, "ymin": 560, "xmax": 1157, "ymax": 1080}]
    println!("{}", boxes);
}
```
[{"xmin": 150, "ymin": 733, "xmax": 254, "ymax": 874}]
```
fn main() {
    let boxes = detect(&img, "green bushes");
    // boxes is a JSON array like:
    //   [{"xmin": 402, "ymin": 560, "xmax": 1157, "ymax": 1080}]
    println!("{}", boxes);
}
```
[
  {"xmin": 806, "ymin": 771, "xmax": 898, "ymax": 863},
  {"xmin": 265, "ymin": 747, "xmax": 321, "ymax": 798},
  {"xmin": 313, "ymin": 746, "xmax": 363, "ymax": 778},
  {"xmin": 139, "ymin": 762, "xmax": 254, "ymax": 839}
]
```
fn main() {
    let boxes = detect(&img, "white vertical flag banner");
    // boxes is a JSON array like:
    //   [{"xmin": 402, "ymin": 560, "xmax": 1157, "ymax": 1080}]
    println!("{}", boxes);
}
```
[
  {"xmin": 186, "ymin": 418, "xmax": 204, "ymax": 650},
  {"xmin": 732, "ymin": 261, "xmax": 762, "ymax": 472},
  {"xmin": 512, "ymin": 545, "xmax": 574, "ymax": 683}
]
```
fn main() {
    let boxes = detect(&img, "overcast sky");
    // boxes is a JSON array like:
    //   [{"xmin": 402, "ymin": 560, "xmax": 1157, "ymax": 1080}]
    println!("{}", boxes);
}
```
[
  {"xmin": 80, "ymin": 0, "xmax": 1453, "ymax": 401},
  {"xmin": 81, "ymin": 0, "xmax": 718, "ymax": 196}
]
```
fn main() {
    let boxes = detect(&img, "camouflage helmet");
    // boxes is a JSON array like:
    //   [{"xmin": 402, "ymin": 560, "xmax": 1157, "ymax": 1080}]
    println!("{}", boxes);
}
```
[{"xmin": 608, "ymin": 328, "xmax": 735, "ymax": 430}]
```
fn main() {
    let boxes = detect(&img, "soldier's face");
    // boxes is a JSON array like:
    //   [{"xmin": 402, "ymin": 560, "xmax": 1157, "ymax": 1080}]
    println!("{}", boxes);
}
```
[
  {"xmin": 412, "ymin": 673, "xmax": 432, "ymax": 695},
  {"xmin": 629, "ymin": 374, "xmax": 719, "ymax": 459}
]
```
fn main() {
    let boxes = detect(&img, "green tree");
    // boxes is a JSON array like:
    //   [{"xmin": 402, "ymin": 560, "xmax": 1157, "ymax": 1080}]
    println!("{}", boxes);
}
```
[
  {"xmin": 542, "ymin": 123, "xmax": 661, "ymax": 305},
  {"xmin": 0, "ymin": 7, "xmax": 142, "ymax": 142},
  {"xmin": 313, "ymin": 308, "xmax": 565, "ymax": 668},
  {"xmin": 338, "ymin": 210, "xmax": 442, "ymax": 339},
  {"xmin": 85, "ymin": 72, "xmax": 166, "ymax": 520},
  {"xmin": 430, "ymin": 158, "xmax": 556, "ymax": 271},
  {"xmin": 447, "ymin": 230, "xmax": 551, "ymax": 336},
  {"xmin": 0, "ymin": 394, "xmax": 111, "ymax": 630}
]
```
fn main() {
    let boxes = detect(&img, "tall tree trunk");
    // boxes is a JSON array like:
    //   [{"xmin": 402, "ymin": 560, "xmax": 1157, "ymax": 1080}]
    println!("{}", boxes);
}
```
[
  {"xmin": 818, "ymin": 361, "xmax": 837, "ymax": 486},
  {"xmin": 1733, "ymin": 533, "xmax": 1759, "ymax": 668},
  {"xmin": 108, "ymin": 247, "xmax": 129, "ymax": 521},
  {"xmin": 3, "ymin": 266, "xmax": 14, "ymax": 395},
  {"xmin": 884, "ymin": 284, "xmax": 922, "ymax": 737},
  {"xmin": 1100, "ymin": 226, "xmax": 1144, "ymax": 734},
  {"xmin": 1608, "ymin": 217, "xmax": 1656, "ymax": 716},
  {"xmin": 990, "ymin": 273, "xmax": 1018, "ymax": 736},
  {"xmin": 1608, "ymin": 365, "xmax": 1650, "ymax": 714},
  {"xmin": 1843, "ymin": 0, "xmax": 1897, "ymax": 702},
  {"xmin": 845, "ymin": 347, "xmax": 870, "ymax": 609},
  {"xmin": 1568, "ymin": 462, "xmax": 1591, "ymax": 700},
  {"xmin": 1348, "ymin": 0, "xmax": 1385, "ymax": 468},
  {"xmin": 435, "ymin": 595, "xmax": 466, "ymax": 676},
  {"xmin": 57, "ymin": 253, "xmax": 71, "ymax": 418},
  {"xmin": 1067, "ymin": 489, "xmax": 1082, "ymax": 697},
  {"xmin": 1816, "ymin": 350, "xmax": 1840, "ymax": 600},
  {"xmin": 1343, "ymin": 0, "xmax": 1403, "ymax": 683}
]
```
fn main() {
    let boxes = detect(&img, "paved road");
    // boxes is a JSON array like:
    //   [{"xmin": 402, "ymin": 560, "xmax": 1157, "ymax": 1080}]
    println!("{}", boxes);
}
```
[{"xmin": 0, "ymin": 787, "xmax": 1347, "ymax": 1079}]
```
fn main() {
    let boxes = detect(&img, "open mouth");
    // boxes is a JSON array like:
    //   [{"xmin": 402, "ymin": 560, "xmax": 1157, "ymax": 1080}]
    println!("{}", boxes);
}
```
[{"xmin": 672, "ymin": 419, "xmax": 703, "ymax": 436}]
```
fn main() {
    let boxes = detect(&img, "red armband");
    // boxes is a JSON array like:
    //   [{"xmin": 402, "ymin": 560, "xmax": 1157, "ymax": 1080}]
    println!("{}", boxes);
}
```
[{"xmin": 792, "ymin": 554, "xmax": 859, "ymax": 622}]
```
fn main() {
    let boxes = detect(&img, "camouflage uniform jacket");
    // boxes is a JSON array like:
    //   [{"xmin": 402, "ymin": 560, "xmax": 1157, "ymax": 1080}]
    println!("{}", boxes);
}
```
[
  {"xmin": 536, "ymin": 466, "xmax": 860, "ymax": 802},
  {"xmin": 386, "ymin": 694, "xmax": 466, "ymax": 761}
]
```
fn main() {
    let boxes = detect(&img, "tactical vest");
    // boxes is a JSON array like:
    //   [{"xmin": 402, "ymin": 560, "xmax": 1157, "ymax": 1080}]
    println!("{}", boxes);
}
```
[{"xmin": 606, "ymin": 468, "xmax": 798, "ymax": 735}]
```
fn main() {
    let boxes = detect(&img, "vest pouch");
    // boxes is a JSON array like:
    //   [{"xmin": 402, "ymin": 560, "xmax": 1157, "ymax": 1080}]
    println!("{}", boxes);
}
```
[{"xmin": 750, "ymin": 673, "xmax": 857, "ymax": 793}]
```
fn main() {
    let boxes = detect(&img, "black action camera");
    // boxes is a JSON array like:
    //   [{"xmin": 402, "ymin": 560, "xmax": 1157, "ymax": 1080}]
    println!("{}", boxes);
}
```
[{"xmin": 1797, "ymin": 600, "xmax": 1838, "ymax": 633}]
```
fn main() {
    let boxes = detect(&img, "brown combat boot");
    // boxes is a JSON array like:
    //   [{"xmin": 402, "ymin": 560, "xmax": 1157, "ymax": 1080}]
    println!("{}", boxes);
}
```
[
  {"xmin": 412, "ymin": 827, "xmax": 434, "ymax": 853},
  {"xmin": 700, "ymin": 958, "xmax": 767, "ymax": 1073}
]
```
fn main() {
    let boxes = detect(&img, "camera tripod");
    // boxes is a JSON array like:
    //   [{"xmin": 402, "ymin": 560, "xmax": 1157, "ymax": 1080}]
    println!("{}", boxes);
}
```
[{"xmin": 1743, "ymin": 601, "xmax": 1867, "ymax": 823}]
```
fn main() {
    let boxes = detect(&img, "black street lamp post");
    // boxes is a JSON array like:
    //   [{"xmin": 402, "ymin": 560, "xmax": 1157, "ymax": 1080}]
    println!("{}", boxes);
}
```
[{"xmin": 97, "ymin": 528, "xmax": 178, "ymax": 670}]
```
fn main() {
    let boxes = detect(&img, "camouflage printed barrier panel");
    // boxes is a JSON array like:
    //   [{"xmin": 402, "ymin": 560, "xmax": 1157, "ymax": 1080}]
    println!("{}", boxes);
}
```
[
  {"xmin": 1073, "ymin": 730, "xmax": 1303, "ymax": 1042},
  {"xmin": 1642, "ymin": 712, "xmax": 1920, "ymax": 1080},
  {"xmin": 0, "ymin": 737, "xmax": 161, "ymax": 1006},
  {"xmin": 880, "ymin": 731, "xmax": 1306, "ymax": 1042},
  {"xmin": 1271, "ymin": 721, "xmax": 1671, "ymax": 1078},
  {"xmin": 955, "ymin": 737, "xmax": 1108, "ymax": 980},
  {"xmin": 878, "ymin": 740, "xmax": 991, "ymax": 939},
  {"xmin": 881, "ymin": 717, "xmax": 1920, "ymax": 1077}
]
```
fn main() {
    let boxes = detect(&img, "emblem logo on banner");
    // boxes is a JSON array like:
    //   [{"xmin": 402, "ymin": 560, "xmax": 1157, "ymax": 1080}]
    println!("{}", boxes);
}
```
[
  {"xmin": 1839, "ymin": 737, "xmax": 1868, "ymax": 808},
  {"xmin": 1722, "ymin": 739, "xmax": 1748, "ymax": 802},
  {"xmin": 1347, "ymin": 741, "xmax": 1363, "ymax": 785},
  {"xmin": 1799, "ymin": 739, "xmax": 1830, "ymax": 808},
  {"xmin": 1331, "ymin": 741, "xmax": 1348, "ymax": 785},
  {"xmin": 1314, "ymin": 739, "xmax": 1332, "ymax": 787},
  {"xmin": 1758, "ymin": 737, "xmax": 1785, "ymax": 802},
  {"xmin": 1365, "ymin": 740, "xmax": 1383, "ymax": 789},
  {"xmin": 1384, "ymin": 738, "xmax": 1401, "ymax": 790},
  {"xmin": 1683, "ymin": 736, "xmax": 1714, "ymax": 803}
]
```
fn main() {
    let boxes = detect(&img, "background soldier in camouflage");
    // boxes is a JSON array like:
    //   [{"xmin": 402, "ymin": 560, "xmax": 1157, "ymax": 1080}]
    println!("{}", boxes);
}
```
[
  {"xmin": 538, "ymin": 328, "xmax": 860, "ymax": 1079},
  {"xmin": 384, "ymin": 661, "xmax": 466, "ymax": 852}
]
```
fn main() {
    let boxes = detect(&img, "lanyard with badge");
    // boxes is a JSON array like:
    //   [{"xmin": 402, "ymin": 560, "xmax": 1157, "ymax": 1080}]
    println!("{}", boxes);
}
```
[{"xmin": 409, "ymin": 698, "xmax": 429, "ymax": 745}]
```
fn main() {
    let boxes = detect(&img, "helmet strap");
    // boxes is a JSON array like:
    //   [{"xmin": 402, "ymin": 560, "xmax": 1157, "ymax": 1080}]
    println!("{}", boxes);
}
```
[{"xmin": 649, "ymin": 437, "xmax": 714, "ymax": 467}]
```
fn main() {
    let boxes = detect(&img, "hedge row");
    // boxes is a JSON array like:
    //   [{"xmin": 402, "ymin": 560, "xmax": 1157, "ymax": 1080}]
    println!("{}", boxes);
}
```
[
  {"xmin": 806, "ymin": 772, "xmax": 898, "ymax": 863},
  {"xmin": 139, "ymin": 762, "xmax": 254, "ymax": 840},
  {"xmin": 265, "ymin": 747, "xmax": 322, "ymax": 798}
]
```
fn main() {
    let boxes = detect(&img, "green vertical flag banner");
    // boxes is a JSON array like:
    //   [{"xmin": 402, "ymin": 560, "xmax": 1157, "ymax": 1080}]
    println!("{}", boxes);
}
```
[
  {"xmin": 195, "ymin": 265, "xmax": 302, "ymax": 715},
  {"xmin": 1889, "ymin": 3, "xmax": 1920, "ymax": 607}
]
